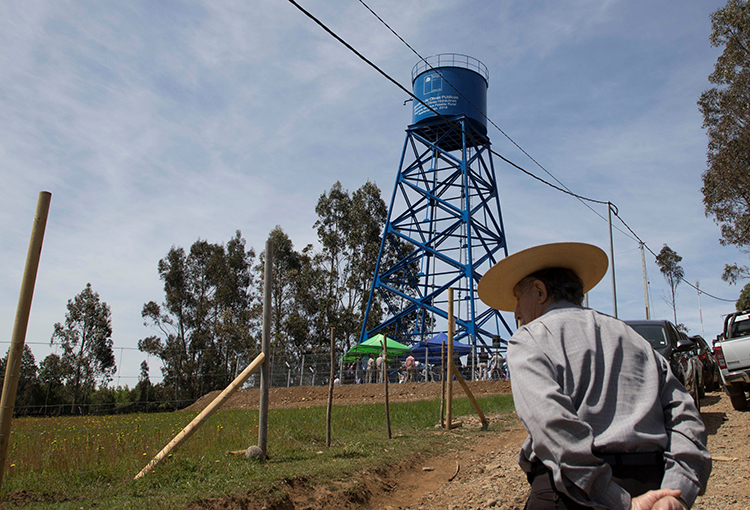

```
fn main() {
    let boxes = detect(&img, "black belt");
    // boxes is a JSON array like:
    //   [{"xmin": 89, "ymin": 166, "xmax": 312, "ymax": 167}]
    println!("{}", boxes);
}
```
[
  {"xmin": 597, "ymin": 451, "xmax": 664, "ymax": 468},
  {"xmin": 527, "ymin": 451, "xmax": 663, "ymax": 483}
]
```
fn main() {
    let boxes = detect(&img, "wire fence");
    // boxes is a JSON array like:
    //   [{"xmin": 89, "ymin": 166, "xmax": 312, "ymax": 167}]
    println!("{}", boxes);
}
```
[
  {"xmin": 2, "ymin": 346, "xmax": 511, "ymax": 499},
  {"xmin": 260, "ymin": 351, "xmax": 508, "ymax": 389},
  {"xmin": 4, "ymin": 346, "xmax": 508, "ymax": 419}
]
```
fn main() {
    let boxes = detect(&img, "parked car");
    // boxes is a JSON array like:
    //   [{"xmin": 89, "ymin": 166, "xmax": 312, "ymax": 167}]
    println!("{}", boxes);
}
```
[
  {"xmin": 680, "ymin": 332, "xmax": 704, "ymax": 398},
  {"xmin": 691, "ymin": 334, "xmax": 719, "ymax": 393},
  {"xmin": 625, "ymin": 319, "xmax": 702, "ymax": 410},
  {"xmin": 714, "ymin": 309, "xmax": 750, "ymax": 410}
]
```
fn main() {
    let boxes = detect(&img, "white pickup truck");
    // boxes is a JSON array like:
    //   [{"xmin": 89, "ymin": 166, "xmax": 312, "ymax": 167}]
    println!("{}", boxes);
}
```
[{"xmin": 714, "ymin": 309, "xmax": 750, "ymax": 410}]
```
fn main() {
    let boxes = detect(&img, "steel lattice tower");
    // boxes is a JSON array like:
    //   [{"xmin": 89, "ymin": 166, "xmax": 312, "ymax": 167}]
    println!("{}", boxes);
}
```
[{"xmin": 360, "ymin": 54, "xmax": 514, "ymax": 351}]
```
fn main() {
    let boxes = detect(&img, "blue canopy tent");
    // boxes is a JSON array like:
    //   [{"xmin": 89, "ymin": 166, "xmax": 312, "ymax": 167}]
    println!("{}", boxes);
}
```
[{"xmin": 408, "ymin": 332, "xmax": 473, "ymax": 364}]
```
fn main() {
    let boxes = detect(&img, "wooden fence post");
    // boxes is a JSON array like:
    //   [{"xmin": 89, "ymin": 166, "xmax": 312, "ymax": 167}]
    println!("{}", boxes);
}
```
[
  {"xmin": 382, "ymin": 338, "xmax": 392, "ymax": 439},
  {"xmin": 446, "ymin": 288, "xmax": 454, "ymax": 428},
  {"xmin": 326, "ymin": 328, "xmax": 334, "ymax": 447},
  {"xmin": 258, "ymin": 238, "xmax": 273, "ymax": 458},
  {"xmin": 0, "ymin": 192, "xmax": 51, "ymax": 490},
  {"xmin": 134, "ymin": 352, "xmax": 266, "ymax": 479}
]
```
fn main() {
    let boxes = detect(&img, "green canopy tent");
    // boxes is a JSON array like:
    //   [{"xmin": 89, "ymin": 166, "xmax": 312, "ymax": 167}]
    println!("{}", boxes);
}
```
[{"xmin": 343, "ymin": 334, "xmax": 410, "ymax": 361}]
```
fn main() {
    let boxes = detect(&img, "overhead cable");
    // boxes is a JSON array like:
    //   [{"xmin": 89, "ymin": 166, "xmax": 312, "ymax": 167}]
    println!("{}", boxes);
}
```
[
  {"xmin": 357, "ymin": 0, "xmax": 636, "ymax": 240},
  {"xmin": 286, "ymin": 0, "xmax": 603, "ymax": 206},
  {"xmin": 612, "ymin": 211, "xmax": 736, "ymax": 303},
  {"xmin": 287, "ymin": 0, "xmax": 735, "ymax": 303}
]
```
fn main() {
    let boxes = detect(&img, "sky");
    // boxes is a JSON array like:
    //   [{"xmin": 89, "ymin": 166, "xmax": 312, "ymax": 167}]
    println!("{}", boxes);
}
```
[{"xmin": 1, "ymin": 0, "xmax": 746, "ymax": 387}]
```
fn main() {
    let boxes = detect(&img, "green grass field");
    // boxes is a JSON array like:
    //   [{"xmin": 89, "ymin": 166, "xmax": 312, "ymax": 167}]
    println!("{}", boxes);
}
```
[{"xmin": 3, "ymin": 394, "xmax": 515, "ymax": 509}]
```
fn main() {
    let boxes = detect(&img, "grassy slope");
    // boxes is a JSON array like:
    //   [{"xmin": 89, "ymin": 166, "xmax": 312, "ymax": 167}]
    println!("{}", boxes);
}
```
[{"xmin": 3, "ymin": 394, "xmax": 515, "ymax": 509}]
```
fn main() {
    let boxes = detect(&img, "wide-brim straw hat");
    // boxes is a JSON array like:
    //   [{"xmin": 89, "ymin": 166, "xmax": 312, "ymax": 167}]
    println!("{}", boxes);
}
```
[{"xmin": 477, "ymin": 242, "xmax": 609, "ymax": 312}]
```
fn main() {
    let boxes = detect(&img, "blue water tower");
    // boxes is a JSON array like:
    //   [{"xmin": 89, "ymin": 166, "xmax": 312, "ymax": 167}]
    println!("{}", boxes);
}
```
[
  {"xmin": 411, "ymin": 54, "xmax": 488, "ymax": 148},
  {"xmin": 360, "ymin": 54, "xmax": 513, "ymax": 353}
]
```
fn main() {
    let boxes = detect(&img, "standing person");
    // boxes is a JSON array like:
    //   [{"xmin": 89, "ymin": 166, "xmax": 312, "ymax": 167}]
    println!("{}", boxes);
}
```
[
  {"xmin": 348, "ymin": 361, "xmax": 357, "ymax": 384},
  {"xmin": 477, "ymin": 242, "xmax": 710, "ymax": 510},
  {"xmin": 405, "ymin": 354, "xmax": 416, "ymax": 382},
  {"xmin": 490, "ymin": 350, "xmax": 505, "ymax": 380},
  {"xmin": 355, "ymin": 359, "xmax": 362, "ymax": 384},
  {"xmin": 366, "ymin": 356, "xmax": 375, "ymax": 383},
  {"xmin": 478, "ymin": 349, "xmax": 490, "ymax": 381},
  {"xmin": 376, "ymin": 354, "xmax": 384, "ymax": 383}
]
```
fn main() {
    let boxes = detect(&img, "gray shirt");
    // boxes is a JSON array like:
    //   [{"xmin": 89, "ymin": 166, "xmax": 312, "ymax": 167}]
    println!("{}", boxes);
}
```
[{"xmin": 508, "ymin": 301, "xmax": 711, "ymax": 509}]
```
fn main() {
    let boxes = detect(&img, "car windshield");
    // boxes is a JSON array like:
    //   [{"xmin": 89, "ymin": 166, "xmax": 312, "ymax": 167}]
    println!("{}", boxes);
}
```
[{"xmin": 630, "ymin": 324, "xmax": 668, "ymax": 349}]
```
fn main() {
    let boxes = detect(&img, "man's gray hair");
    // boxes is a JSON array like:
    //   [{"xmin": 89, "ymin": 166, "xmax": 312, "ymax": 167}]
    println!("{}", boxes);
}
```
[{"xmin": 521, "ymin": 267, "xmax": 585, "ymax": 305}]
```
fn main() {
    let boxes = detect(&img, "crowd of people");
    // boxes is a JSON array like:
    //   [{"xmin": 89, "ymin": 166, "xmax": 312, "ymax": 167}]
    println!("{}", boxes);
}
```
[{"xmin": 344, "ymin": 349, "xmax": 507, "ymax": 385}]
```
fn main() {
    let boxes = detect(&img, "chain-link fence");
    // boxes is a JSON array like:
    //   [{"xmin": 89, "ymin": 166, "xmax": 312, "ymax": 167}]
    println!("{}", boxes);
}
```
[{"xmin": 246, "ymin": 350, "xmax": 507, "ymax": 389}]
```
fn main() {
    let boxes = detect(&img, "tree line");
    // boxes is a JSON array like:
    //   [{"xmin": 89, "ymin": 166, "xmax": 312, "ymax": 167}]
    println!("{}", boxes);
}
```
[
  {"xmin": 3, "ymin": 181, "xmax": 399, "ymax": 415},
  {"xmin": 700, "ymin": 0, "xmax": 750, "ymax": 311}
]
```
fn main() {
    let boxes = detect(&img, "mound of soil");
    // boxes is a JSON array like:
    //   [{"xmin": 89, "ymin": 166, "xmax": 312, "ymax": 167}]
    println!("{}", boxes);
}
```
[{"xmin": 187, "ymin": 380, "xmax": 512, "ymax": 412}]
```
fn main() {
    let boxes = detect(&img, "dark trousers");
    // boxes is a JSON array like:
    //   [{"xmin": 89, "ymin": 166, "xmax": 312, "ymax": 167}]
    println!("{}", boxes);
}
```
[{"xmin": 525, "ymin": 458, "xmax": 664, "ymax": 510}]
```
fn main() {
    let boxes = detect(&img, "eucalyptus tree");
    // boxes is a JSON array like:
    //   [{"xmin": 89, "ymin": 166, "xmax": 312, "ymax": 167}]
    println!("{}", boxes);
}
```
[
  {"xmin": 314, "ymin": 181, "xmax": 389, "ymax": 352},
  {"xmin": 348, "ymin": 182, "xmax": 390, "ymax": 337},
  {"xmin": 315, "ymin": 181, "xmax": 350, "ymax": 342},
  {"xmin": 210, "ymin": 233, "xmax": 258, "ymax": 384},
  {"xmin": 255, "ymin": 227, "xmax": 306, "ymax": 361},
  {"xmin": 0, "ymin": 345, "xmax": 43, "ymax": 415},
  {"xmin": 38, "ymin": 353, "xmax": 69, "ymax": 414},
  {"xmin": 737, "ymin": 283, "xmax": 750, "ymax": 311},
  {"xmin": 655, "ymin": 245, "xmax": 685, "ymax": 325},
  {"xmin": 139, "ymin": 231, "xmax": 257, "ymax": 403},
  {"xmin": 51, "ymin": 283, "xmax": 116, "ymax": 414},
  {"xmin": 699, "ymin": 0, "xmax": 750, "ymax": 286}
]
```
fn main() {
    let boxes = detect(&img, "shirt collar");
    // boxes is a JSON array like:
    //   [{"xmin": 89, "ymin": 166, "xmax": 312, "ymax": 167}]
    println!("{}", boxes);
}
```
[{"xmin": 543, "ymin": 299, "xmax": 582, "ymax": 315}]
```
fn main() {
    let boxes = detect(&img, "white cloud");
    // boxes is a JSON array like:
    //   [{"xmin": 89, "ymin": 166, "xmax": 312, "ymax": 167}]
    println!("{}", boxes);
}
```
[{"xmin": 0, "ymin": 0, "xmax": 741, "ymax": 384}]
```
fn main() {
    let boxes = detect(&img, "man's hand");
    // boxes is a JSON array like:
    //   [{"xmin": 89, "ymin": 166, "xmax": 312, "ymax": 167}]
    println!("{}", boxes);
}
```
[
  {"xmin": 650, "ymin": 496, "xmax": 689, "ymax": 510},
  {"xmin": 629, "ymin": 489, "xmax": 687, "ymax": 510}
]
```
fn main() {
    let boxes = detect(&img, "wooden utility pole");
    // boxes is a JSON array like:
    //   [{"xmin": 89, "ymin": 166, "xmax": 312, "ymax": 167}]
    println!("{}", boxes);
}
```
[
  {"xmin": 608, "ymin": 202, "xmax": 618, "ymax": 318},
  {"xmin": 640, "ymin": 242, "xmax": 650, "ymax": 319},
  {"xmin": 0, "ymin": 192, "xmax": 51, "ymax": 490}
]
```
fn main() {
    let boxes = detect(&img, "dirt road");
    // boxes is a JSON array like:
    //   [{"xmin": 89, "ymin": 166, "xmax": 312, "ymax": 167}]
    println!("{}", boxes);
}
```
[{"xmin": 364, "ymin": 390, "xmax": 750, "ymax": 510}]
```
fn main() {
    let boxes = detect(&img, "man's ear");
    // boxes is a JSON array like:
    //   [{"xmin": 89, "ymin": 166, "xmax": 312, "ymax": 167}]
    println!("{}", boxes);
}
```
[{"xmin": 532, "ymin": 280, "xmax": 549, "ymax": 304}]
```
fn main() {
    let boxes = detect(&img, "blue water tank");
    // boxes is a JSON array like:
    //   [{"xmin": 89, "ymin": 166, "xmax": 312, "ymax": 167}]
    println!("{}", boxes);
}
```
[{"xmin": 411, "ymin": 54, "xmax": 489, "ymax": 139}]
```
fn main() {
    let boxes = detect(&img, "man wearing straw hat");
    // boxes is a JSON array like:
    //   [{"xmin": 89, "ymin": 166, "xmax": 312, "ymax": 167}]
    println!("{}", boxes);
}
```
[{"xmin": 477, "ymin": 243, "xmax": 710, "ymax": 510}]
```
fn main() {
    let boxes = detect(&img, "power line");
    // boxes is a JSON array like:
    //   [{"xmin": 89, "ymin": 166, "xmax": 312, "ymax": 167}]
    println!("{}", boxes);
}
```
[
  {"xmin": 356, "ymin": 0, "xmax": 637, "ymax": 241},
  {"xmin": 360, "ymin": 0, "xmax": 736, "ymax": 303},
  {"xmin": 613, "ymin": 212, "xmax": 736, "ymax": 303},
  {"xmin": 286, "ymin": 0, "xmax": 604, "ymax": 206},
  {"xmin": 287, "ymin": 0, "xmax": 735, "ymax": 302}
]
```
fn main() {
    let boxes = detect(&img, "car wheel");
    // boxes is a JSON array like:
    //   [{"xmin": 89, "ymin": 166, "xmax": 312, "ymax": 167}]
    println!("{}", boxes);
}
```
[
  {"xmin": 698, "ymin": 378, "xmax": 705, "ymax": 399},
  {"xmin": 693, "ymin": 391, "xmax": 701, "ymax": 412},
  {"xmin": 706, "ymin": 373, "xmax": 716, "ymax": 393},
  {"xmin": 714, "ymin": 369, "xmax": 721, "ymax": 390},
  {"xmin": 693, "ymin": 386, "xmax": 701, "ymax": 411},
  {"xmin": 729, "ymin": 391, "xmax": 748, "ymax": 411}
]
